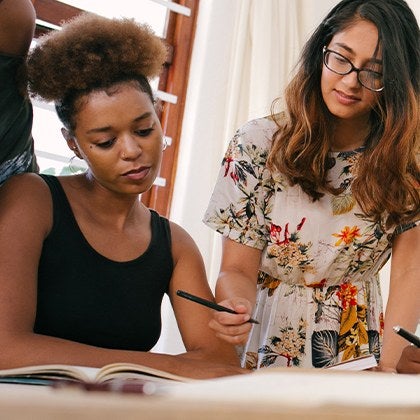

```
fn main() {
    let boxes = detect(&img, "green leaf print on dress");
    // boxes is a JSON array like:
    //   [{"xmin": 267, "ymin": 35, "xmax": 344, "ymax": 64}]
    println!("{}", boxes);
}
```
[{"xmin": 256, "ymin": 318, "xmax": 306, "ymax": 368}]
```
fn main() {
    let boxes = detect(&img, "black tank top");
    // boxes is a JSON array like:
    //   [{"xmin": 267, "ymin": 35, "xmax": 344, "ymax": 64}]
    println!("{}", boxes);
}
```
[{"xmin": 34, "ymin": 174, "xmax": 173, "ymax": 351}]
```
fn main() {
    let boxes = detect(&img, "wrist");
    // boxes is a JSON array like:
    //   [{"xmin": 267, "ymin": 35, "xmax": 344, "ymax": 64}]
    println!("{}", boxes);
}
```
[{"xmin": 377, "ymin": 364, "xmax": 397, "ymax": 373}]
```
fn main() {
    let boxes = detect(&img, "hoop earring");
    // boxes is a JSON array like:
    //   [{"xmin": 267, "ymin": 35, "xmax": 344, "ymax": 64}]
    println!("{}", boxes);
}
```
[
  {"xmin": 68, "ymin": 154, "xmax": 86, "ymax": 174},
  {"xmin": 69, "ymin": 155, "xmax": 79, "ymax": 174}
]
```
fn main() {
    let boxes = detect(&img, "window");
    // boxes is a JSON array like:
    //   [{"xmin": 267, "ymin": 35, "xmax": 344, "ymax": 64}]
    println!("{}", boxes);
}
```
[{"xmin": 32, "ymin": 0, "xmax": 198, "ymax": 217}]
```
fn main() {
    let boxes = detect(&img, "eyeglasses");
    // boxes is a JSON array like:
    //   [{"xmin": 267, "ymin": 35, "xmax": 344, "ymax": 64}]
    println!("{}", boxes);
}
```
[{"xmin": 323, "ymin": 46, "xmax": 384, "ymax": 92}]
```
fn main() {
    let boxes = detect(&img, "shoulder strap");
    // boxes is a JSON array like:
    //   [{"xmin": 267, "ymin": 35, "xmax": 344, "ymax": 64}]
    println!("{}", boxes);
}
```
[
  {"xmin": 150, "ymin": 209, "xmax": 172, "ymax": 245},
  {"xmin": 37, "ymin": 174, "xmax": 75, "ymax": 227}
]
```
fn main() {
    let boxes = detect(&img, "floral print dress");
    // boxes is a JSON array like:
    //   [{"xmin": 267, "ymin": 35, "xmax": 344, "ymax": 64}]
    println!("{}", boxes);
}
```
[{"xmin": 203, "ymin": 116, "xmax": 413, "ymax": 370}]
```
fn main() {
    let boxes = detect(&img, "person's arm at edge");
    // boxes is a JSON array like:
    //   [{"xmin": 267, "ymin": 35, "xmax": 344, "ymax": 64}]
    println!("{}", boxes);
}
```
[
  {"xmin": 0, "ymin": 0, "xmax": 36, "ymax": 57},
  {"xmin": 379, "ymin": 225, "xmax": 420, "ymax": 372}
]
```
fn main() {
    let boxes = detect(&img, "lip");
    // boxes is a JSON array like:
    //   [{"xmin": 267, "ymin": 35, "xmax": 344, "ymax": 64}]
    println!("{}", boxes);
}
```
[
  {"xmin": 333, "ymin": 89, "xmax": 360, "ymax": 105},
  {"xmin": 122, "ymin": 166, "xmax": 151, "ymax": 181}
]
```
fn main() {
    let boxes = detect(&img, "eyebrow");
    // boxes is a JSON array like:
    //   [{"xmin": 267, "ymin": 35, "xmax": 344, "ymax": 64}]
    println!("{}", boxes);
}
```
[
  {"xmin": 332, "ymin": 42, "xmax": 383, "ymax": 64},
  {"xmin": 86, "ymin": 112, "xmax": 153, "ymax": 134}
]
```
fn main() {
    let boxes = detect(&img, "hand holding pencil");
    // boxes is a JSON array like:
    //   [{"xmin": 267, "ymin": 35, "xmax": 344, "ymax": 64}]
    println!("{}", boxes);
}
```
[
  {"xmin": 393, "ymin": 325, "xmax": 420, "ymax": 347},
  {"xmin": 394, "ymin": 326, "xmax": 420, "ymax": 374},
  {"xmin": 177, "ymin": 290, "xmax": 258, "ymax": 346},
  {"xmin": 176, "ymin": 290, "xmax": 259, "ymax": 324}
]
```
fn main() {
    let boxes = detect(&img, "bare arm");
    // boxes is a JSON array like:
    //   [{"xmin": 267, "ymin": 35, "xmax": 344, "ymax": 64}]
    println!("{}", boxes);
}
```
[
  {"xmin": 208, "ymin": 238, "xmax": 262, "ymax": 345},
  {"xmin": 0, "ymin": 175, "xmax": 245, "ymax": 379},
  {"xmin": 167, "ymin": 224, "xmax": 245, "ymax": 370},
  {"xmin": 379, "ymin": 225, "xmax": 420, "ymax": 372},
  {"xmin": 0, "ymin": 0, "xmax": 36, "ymax": 56}
]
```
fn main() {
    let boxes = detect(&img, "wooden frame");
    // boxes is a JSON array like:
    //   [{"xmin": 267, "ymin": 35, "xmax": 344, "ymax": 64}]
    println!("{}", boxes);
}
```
[
  {"xmin": 33, "ymin": 0, "xmax": 199, "ymax": 218},
  {"xmin": 142, "ymin": 0, "xmax": 198, "ymax": 215}
]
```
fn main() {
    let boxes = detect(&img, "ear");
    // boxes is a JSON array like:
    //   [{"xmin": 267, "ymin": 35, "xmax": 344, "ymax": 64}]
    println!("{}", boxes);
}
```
[{"xmin": 62, "ymin": 128, "xmax": 82, "ymax": 159}]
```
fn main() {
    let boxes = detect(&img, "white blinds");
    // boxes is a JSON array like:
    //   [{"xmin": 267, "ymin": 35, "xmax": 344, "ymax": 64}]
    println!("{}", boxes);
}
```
[{"xmin": 149, "ymin": 0, "xmax": 191, "ymax": 16}]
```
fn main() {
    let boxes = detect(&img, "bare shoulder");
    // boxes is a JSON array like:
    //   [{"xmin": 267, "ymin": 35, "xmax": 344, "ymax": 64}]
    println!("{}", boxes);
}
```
[
  {"xmin": 169, "ymin": 221, "xmax": 197, "ymax": 247},
  {"xmin": 0, "ymin": 173, "xmax": 52, "ymax": 229},
  {"xmin": 168, "ymin": 221, "xmax": 202, "ymax": 260},
  {"xmin": 1, "ymin": 172, "xmax": 49, "ymax": 197}
]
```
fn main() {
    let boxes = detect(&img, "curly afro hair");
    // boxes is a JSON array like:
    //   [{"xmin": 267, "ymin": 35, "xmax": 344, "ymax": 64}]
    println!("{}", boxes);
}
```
[{"xmin": 27, "ymin": 12, "xmax": 168, "ymax": 102}]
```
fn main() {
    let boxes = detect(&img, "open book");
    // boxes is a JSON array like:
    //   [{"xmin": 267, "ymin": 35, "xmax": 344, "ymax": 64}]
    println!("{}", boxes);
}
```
[
  {"xmin": 0, "ymin": 362, "xmax": 192, "ymax": 388},
  {"xmin": 325, "ymin": 353, "xmax": 377, "ymax": 371}
]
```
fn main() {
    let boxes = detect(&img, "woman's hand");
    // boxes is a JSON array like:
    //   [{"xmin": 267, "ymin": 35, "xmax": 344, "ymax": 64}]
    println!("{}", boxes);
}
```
[
  {"xmin": 396, "ymin": 345, "xmax": 420, "ymax": 374},
  {"xmin": 208, "ymin": 297, "xmax": 254, "ymax": 345}
]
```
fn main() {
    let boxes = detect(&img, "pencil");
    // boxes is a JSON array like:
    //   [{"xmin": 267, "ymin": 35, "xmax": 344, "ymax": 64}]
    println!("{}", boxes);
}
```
[
  {"xmin": 393, "ymin": 325, "xmax": 420, "ymax": 347},
  {"xmin": 176, "ymin": 290, "xmax": 259, "ymax": 324}
]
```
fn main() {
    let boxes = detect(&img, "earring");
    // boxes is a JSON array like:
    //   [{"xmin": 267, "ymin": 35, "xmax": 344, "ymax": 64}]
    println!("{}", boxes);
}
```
[
  {"xmin": 68, "ymin": 155, "xmax": 81, "ymax": 174},
  {"xmin": 67, "ymin": 147, "xmax": 85, "ymax": 174},
  {"xmin": 71, "ymin": 146, "xmax": 80, "ymax": 158},
  {"xmin": 162, "ymin": 137, "xmax": 168, "ymax": 151}
]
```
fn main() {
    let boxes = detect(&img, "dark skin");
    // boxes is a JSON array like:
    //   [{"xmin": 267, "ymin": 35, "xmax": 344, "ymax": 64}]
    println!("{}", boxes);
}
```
[
  {"xmin": 0, "ymin": 0, "xmax": 246, "ymax": 379},
  {"xmin": 0, "ymin": 0, "xmax": 35, "ymax": 57},
  {"xmin": 0, "ymin": 82, "xmax": 246, "ymax": 380}
]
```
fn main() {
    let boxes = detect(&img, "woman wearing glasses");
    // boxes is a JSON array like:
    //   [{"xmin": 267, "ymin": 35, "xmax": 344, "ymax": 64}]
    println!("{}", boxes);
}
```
[{"xmin": 204, "ymin": 0, "xmax": 419, "ymax": 372}]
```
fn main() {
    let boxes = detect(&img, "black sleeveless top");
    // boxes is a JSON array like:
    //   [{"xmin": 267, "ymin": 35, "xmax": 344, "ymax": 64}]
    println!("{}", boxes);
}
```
[{"xmin": 34, "ymin": 174, "xmax": 173, "ymax": 351}]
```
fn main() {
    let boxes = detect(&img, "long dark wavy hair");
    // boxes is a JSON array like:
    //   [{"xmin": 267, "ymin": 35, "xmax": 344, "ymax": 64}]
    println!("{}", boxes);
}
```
[{"xmin": 268, "ymin": 0, "xmax": 419, "ymax": 228}]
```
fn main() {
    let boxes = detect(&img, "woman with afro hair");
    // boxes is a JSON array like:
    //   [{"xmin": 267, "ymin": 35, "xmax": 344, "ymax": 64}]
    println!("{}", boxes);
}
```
[{"xmin": 0, "ymin": 5, "xmax": 244, "ymax": 379}]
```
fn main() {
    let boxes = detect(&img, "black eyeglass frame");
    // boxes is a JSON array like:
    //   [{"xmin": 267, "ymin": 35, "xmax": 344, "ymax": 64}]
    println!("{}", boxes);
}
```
[{"xmin": 322, "ymin": 46, "xmax": 384, "ymax": 92}]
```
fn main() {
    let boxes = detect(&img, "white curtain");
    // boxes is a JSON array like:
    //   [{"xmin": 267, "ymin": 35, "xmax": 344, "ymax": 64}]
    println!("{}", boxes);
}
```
[
  {"xmin": 171, "ymin": 0, "xmax": 303, "ymax": 282},
  {"xmin": 154, "ymin": 0, "xmax": 306, "ymax": 354},
  {"xmin": 154, "ymin": 0, "xmax": 419, "ymax": 354}
]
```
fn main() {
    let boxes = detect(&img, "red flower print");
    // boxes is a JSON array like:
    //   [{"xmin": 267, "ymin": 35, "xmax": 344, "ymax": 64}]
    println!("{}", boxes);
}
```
[
  {"xmin": 282, "ymin": 223, "xmax": 290, "ymax": 244},
  {"xmin": 270, "ymin": 219, "xmax": 306, "ymax": 246},
  {"xmin": 336, "ymin": 283, "xmax": 357, "ymax": 310},
  {"xmin": 297, "ymin": 217, "xmax": 306, "ymax": 231},
  {"xmin": 223, "ymin": 156, "xmax": 233, "ymax": 177},
  {"xmin": 379, "ymin": 312, "xmax": 384, "ymax": 333},
  {"xmin": 230, "ymin": 171, "xmax": 239, "ymax": 183},
  {"xmin": 270, "ymin": 223, "xmax": 283, "ymax": 245}
]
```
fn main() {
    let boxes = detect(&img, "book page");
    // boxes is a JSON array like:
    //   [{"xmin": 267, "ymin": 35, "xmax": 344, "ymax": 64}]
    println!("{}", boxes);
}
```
[
  {"xmin": 0, "ymin": 364, "xmax": 98, "ymax": 383},
  {"xmin": 0, "ymin": 363, "xmax": 191, "ymax": 385},
  {"xmin": 96, "ymin": 363, "xmax": 194, "ymax": 383}
]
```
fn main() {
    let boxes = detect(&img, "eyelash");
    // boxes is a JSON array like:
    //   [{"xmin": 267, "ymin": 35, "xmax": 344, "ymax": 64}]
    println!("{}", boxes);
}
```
[
  {"xmin": 135, "ymin": 128, "xmax": 154, "ymax": 137},
  {"xmin": 97, "ymin": 139, "xmax": 116, "ymax": 149},
  {"xmin": 96, "ymin": 127, "xmax": 154, "ymax": 149}
]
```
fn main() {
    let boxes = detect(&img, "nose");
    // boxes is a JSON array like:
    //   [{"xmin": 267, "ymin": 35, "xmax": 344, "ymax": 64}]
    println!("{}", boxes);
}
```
[
  {"xmin": 120, "ymin": 134, "xmax": 142, "ymax": 161},
  {"xmin": 341, "ymin": 69, "xmax": 361, "ymax": 89}
]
